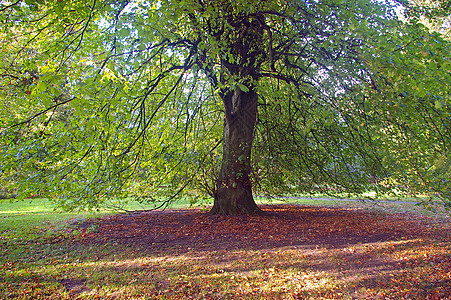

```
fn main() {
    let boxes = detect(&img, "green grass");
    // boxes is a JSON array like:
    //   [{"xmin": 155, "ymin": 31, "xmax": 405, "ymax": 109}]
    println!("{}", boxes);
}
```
[
  {"xmin": 0, "ymin": 195, "xmax": 444, "ymax": 242},
  {"xmin": 0, "ymin": 195, "xmax": 446, "ymax": 244},
  {"xmin": 0, "ymin": 199, "xmax": 99, "ymax": 241}
]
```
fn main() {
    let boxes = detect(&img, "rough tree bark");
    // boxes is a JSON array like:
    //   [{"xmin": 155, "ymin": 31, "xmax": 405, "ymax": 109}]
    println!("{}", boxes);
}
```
[
  {"xmin": 208, "ymin": 13, "xmax": 266, "ymax": 215},
  {"xmin": 210, "ymin": 87, "xmax": 262, "ymax": 215}
]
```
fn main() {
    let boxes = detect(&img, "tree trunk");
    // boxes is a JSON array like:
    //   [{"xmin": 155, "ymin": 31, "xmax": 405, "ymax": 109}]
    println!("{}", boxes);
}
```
[{"xmin": 210, "ymin": 87, "xmax": 262, "ymax": 215}]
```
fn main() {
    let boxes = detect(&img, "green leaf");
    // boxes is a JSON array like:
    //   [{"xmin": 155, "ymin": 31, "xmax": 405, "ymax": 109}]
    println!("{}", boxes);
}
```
[
  {"xmin": 237, "ymin": 83, "xmax": 249, "ymax": 93},
  {"xmin": 36, "ymin": 81, "xmax": 46, "ymax": 92},
  {"xmin": 118, "ymin": 28, "xmax": 130, "ymax": 38}
]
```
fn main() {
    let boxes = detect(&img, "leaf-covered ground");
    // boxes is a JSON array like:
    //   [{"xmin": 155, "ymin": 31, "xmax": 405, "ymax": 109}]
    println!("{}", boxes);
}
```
[{"xmin": 1, "ymin": 204, "xmax": 450, "ymax": 299}]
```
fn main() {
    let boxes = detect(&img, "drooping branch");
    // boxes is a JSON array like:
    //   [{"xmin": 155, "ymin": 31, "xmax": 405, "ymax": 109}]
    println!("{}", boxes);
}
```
[
  {"xmin": 118, "ymin": 70, "xmax": 186, "ymax": 157},
  {"xmin": 57, "ymin": 0, "xmax": 98, "ymax": 68},
  {"xmin": 5, "ymin": 96, "xmax": 75, "ymax": 129}
]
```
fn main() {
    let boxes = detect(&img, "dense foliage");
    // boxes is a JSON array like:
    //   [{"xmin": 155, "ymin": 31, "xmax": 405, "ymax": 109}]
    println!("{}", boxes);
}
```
[{"xmin": 0, "ymin": 0, "xmax": 449, "ymax": 210}]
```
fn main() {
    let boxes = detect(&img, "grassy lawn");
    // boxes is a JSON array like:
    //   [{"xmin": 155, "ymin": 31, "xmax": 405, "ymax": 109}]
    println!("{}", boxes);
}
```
[{"xmin": 1, "ymin": 197, "xmax": 449, "ymax": 299}]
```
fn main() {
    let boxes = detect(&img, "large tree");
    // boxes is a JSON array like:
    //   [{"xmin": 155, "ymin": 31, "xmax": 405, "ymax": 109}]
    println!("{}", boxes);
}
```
[{"xmin": 0, "ymin": 0, "xmax": 450, "ymax": 214}]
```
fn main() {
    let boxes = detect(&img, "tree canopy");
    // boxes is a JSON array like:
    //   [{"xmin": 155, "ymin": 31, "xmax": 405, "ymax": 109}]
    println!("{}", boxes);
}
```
[{"xmin": 0, "ymin": 0, "xmax": 450, "ymax": 213}]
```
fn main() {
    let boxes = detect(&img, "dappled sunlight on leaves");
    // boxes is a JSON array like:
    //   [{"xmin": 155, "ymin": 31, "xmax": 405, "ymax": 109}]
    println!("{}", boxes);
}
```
[{"xmin": 1, "ymin": 205, "xmax": 450, "ymax": 299}]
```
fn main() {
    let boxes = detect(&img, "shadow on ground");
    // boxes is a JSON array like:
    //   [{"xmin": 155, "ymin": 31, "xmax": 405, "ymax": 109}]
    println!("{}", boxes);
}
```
[{"xmin": 57, "ymin": 204, "xmax": 451, "ymax": 299}]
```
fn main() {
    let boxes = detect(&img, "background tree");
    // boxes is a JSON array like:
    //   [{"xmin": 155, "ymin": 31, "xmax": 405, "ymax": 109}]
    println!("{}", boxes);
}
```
[
  {"xmin": 0, "ymin": 0, "xmax": 450, "ymax": 214},
  {"xmin": 397, "ymin": 0, "xmax": 451, "ymax": 39}
]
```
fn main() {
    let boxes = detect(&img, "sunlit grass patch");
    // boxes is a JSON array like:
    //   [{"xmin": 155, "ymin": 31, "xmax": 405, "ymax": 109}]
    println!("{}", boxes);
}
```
[
  {"xmin": 3, "ymin": 236, "xmax": 450, "ymax": 299},
  {"xmin": 44, "ymin": 249, "xmax": 340, "ymax": 299}
]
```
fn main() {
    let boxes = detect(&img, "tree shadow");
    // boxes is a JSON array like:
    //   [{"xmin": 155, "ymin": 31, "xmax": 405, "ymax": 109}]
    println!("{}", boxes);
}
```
[{"xmin": 32, "ymin": 205, "xmax": 449, "ymax": 299}]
